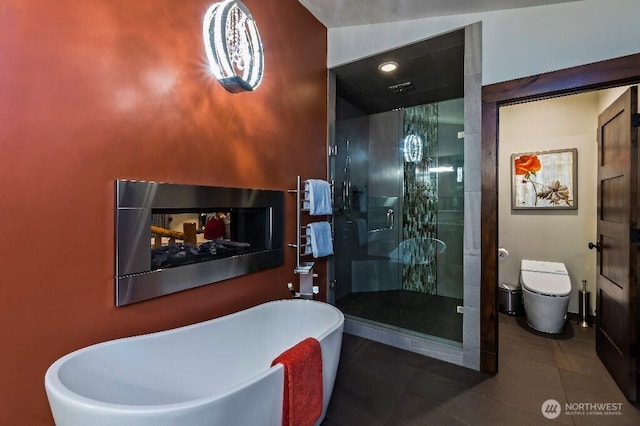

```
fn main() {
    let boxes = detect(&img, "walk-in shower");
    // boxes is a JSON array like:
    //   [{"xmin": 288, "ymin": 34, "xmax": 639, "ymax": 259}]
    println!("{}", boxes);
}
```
[
  {"xmin": 328, "ymin": 25, "xmax": 481, "ymax": 367},
  {"xmin": 332, "ymin": 99, "xmax": 464, "ymax": 342}
]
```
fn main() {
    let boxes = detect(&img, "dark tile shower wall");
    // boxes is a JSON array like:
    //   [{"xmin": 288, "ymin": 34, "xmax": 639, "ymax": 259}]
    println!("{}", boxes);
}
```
[{"xmin": 333, "ymin": 112, "xmax": 371, "ymax": 300}]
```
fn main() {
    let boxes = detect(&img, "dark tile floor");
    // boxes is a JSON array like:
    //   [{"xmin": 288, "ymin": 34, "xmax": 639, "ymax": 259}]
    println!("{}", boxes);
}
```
[
  {"xmin": 322, "ymin": 313, "xmax": 640, "ymax": 425},
  {"xmin": 335, "ymin": 290, "xmax": 463, "ymax": 342}
]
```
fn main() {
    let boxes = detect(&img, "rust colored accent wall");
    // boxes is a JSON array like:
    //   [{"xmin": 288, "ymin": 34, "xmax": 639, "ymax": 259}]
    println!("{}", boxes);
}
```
[{"xmin": 0, "ymin": 0, "xmax": 327, "ymax": 423}]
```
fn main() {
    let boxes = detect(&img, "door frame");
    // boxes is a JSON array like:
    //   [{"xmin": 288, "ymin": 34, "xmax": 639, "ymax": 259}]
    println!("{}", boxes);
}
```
[{"xmin": 480, "ymin": 53, "xmax": 640, "ymax": 374}]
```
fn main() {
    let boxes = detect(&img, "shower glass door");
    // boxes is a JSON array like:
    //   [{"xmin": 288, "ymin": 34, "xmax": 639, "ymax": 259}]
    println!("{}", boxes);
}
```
[
  {"xmin": 332, "ymin": 109, "xmax": 404, "ymax": 329},
  {"xmin": 330, "ymin": 98, "xmax": 464, "ymax": 343}
]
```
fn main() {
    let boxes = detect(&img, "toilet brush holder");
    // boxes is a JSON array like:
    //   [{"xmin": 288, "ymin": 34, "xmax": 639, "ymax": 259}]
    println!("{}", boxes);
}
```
[{"xmin": 578, "ymin": 290, "xmax": 591, "ymax": 327}]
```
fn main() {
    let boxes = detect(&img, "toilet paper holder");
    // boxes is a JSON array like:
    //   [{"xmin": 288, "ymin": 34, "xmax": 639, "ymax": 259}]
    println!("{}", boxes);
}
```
[{"xmin": 498, "ymin": 248, "xmax": 509, "ymax": 260}]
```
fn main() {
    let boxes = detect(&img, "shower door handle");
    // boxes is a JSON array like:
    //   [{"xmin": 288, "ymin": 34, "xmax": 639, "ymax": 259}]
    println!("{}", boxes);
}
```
[
  {"xmin": 386, "ymin": 209, "xmax": 394, "ymax": 230},
  {"xmin": 342, "ymin": 181, "xmax": 349, "ymax": 206}
]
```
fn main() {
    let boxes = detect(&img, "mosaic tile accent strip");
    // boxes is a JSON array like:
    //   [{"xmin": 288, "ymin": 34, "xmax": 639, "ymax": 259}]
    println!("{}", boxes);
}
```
[{"xmin": 402, "ymin": 103, "xmax": 439, "ymax": 293}]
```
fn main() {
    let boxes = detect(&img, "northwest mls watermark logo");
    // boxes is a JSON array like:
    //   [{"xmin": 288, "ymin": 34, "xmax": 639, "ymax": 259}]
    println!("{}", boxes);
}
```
[
  {"xmin": 565, "ymin": 402, "xmax": 623, "ymax": 416},
  {"xmin": 541, "ymin": 399, "xmax": 561, "ymax": 419},
  {"xmin": 541, "ymin": 399, "xmax": 624, "ymax": 419}
]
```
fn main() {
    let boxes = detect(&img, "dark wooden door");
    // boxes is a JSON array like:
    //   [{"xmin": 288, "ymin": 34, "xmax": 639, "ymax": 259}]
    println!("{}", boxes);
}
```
[{"xmin": 595, "ymin": 86, "xmax": 638, "ymax": 401}]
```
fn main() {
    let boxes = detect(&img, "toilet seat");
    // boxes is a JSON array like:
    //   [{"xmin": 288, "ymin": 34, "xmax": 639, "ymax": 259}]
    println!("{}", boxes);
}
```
[
  {"xmin": 521, "ymin": 271, "xmax": 571, "ymax": 296},
  {"xmin": 520, "ymin": 260, "xmax": 571, "ymax": 297}
]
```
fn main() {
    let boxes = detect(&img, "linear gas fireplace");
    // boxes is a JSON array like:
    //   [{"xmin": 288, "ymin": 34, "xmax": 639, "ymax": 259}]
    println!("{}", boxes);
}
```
[{"xmin": 115, "ymin": 179, "xmax": 284, "ymax": 306}]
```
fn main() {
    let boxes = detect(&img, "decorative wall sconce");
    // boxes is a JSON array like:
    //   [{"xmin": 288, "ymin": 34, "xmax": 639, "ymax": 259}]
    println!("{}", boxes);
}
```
[
  {"xmin": 203, "ymin": 0, "xmax": 264, "ymax": 93},
  {"xmin": 403, "ymin": 133, "xmax": 423, "ymax": 163}
]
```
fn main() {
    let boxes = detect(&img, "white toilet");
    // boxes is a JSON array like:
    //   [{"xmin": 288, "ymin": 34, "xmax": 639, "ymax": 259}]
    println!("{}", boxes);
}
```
[{"xmin": 520, "ymin": 259, "xmax": 572, "ymax": 333}]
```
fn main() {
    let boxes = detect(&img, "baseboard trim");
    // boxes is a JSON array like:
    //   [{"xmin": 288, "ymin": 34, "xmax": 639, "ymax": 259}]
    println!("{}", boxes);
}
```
[{"xmin": 566, "ymin": 312, "xmax": 596, "ymax": 324}]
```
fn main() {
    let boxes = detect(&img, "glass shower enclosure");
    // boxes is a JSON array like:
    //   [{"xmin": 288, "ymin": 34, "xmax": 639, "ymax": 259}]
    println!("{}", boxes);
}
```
[{"xmin": 330, "ymin": 98, "xmax": 464, "ymax": 343}]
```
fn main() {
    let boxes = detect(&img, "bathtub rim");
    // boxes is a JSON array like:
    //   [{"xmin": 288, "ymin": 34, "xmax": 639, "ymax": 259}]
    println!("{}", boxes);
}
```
[{"xmin": 45, "ymin": 299, "xmax": 344, "ymax": 414}]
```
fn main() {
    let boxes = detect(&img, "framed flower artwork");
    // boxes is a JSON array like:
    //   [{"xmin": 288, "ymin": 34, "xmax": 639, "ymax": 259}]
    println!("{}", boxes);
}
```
[{"xmin": 511, "ymin": 148, "xmax": 577, "ymax": 210}]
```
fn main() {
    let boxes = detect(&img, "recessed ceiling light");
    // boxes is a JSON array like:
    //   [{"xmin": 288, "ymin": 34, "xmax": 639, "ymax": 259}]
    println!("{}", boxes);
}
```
[{"xmin": 378, "ymin": 61, "xmax": 398, "ymax": 73}]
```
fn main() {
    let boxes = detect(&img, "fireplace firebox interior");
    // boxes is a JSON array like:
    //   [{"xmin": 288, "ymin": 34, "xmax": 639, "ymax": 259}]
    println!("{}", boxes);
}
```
[{"xmin": 115, "ymin": 180, "xmax": 284, "ymax": 306}]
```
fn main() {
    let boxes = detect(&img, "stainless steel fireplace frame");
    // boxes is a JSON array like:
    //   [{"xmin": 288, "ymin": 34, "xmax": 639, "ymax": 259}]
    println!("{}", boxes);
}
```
[{"xmin": 115, "ymin": 180, "xmax": 284, "ymax": 306}]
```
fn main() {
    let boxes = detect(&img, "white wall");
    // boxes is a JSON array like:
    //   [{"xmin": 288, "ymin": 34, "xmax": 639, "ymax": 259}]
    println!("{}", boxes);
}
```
[
  {"xmin": 498, "ymin": 86, "xmax": 637, "ymax": 315},
  {"xmin": 328, "ymin": 0, "xmax": 640, "ymax": 85},
  {"xmin": 498, "ymin": 86, "xmax": 638, "ymax": 315},
  {"xmin": 499, "ymin": 93, "xmax": 598, "ymax": 314},
  {"xmin": 597, "ymin": 85, "xmax": 632, "ymax": 112}
]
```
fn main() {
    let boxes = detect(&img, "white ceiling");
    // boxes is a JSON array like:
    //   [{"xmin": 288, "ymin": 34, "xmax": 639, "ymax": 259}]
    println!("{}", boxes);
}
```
[{"xmin": 298, "ymin": 0, "xmax": 582, "ymax": 28}]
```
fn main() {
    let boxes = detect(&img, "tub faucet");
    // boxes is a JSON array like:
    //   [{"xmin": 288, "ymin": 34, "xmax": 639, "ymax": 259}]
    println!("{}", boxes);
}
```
[
  {"xmin": 287, "ymin": 273, "xmax": 319, "ymax": 299},
  {"xmin": 287, "ymin": 282, "xmax": 296, "ymax": 297}
]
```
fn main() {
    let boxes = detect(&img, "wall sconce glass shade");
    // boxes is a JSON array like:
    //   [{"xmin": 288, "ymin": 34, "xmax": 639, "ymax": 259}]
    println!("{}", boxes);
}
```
[
  {"xmin": 203, "ymin": 0, "xmax": 264, "ymax": 93},
  {"xmin": 403, "ymin": 133, "xmax": 423, "ymax": 163}
]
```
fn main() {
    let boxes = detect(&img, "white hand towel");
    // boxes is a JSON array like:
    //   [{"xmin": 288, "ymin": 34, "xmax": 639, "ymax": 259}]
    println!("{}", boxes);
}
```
[
  {"xmin": 305, "ymin": 222, "xmax": 334, "ymax": 258},
  {"xmin": 304, "ymin": 179, "xmax": 332, "ymax": 216}
]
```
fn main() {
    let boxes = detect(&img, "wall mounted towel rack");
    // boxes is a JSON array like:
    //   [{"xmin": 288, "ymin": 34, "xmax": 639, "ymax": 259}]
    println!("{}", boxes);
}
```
[
  {"xmin": 287, "ymin": 176, "xmax": 334, "ymax": 273},
  {"xmin": 287, "ymin": 176, "xmax": 334, "ymax": 298}
]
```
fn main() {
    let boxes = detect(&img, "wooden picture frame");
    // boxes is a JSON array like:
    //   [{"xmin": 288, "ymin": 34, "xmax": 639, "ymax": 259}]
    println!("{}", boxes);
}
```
[{"xmin": 511, "ymin": 148, "xmax": 577, "ymax": 210}]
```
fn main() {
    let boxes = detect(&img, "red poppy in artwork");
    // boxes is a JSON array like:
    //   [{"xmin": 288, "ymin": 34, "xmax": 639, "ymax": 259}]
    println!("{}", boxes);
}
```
[{"xmin": 514, "ymin": 155, "xmax": 541, "ymax": 175}]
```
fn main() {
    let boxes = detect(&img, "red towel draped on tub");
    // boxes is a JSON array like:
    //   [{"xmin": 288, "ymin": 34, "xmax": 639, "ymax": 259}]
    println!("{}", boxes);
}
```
[{"xmin": 271, "ymin": 337, "xmax": 323, "ymax": 426}]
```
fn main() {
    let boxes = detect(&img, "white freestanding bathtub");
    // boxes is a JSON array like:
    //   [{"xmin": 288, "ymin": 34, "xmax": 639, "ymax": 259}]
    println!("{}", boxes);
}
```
[{"xmin": 45, "ymin": 299, "xmax": 344, "ymax": 426}]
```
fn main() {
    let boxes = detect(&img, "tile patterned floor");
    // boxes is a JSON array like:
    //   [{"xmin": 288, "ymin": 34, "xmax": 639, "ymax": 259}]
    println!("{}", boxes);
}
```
[
  {"xmin": 322, "ymin": 313, "xmax": 640, "ymax": 425},
  {"xmin": 336, "ymin": 290, "xmax": 463, "ymax": 342}
]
